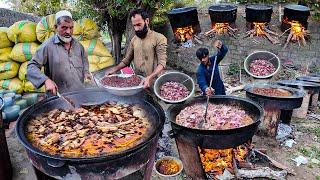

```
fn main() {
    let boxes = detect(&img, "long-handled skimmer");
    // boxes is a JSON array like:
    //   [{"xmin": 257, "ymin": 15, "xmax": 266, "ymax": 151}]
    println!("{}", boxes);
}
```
[{"xmin": 199, "ymin": 55, "xmax": 218, "ymax": 128}]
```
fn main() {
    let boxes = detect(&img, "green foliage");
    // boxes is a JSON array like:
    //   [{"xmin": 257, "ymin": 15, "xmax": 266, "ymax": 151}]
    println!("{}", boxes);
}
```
[
  {"xmin": 8, "ymin": 0, "xmax": 64, "ymax": 16},
  {"xmin": 228, "ymin": 63, "xmax": 241, "ymax": 75},
  {"xmin": 151, "ymin": 0, "xmax": 197, "ymax": 27}
]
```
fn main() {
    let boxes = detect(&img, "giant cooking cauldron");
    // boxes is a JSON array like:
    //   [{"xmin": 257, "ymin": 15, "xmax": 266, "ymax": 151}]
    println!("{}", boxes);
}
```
[{"xmin": 16, "ymin": 88, "xmax": 165, "ymax": 179}]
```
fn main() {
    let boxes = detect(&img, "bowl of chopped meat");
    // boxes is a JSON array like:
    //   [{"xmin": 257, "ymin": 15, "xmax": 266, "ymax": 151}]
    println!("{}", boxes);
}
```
[
  {"xmin": 97, "ymin": 74, "xmax": 145, "ymax": 96},
  {"xmin": 244, "ymin": 51, "xmax": 281, "ymax": 79},
  {"xmin": 154, "ymin": 71, "xmax": 195, "ymax": 103}
]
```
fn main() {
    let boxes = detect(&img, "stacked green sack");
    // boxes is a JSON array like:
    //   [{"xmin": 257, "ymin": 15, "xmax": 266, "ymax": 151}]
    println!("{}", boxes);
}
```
[
  {"xmin": 0, "ymin": 27, "xmax": 14, "ymax": 62},
  {"xmin": 9, "ymin": 42, "xmax": 39, "ymax": 62},
  {"xmin": 5, "ymin": 20, "xmax": 44, "ymax": 93},
  {"xmin": 7, "ymin": 20, "xmax": 37, "ymax": 43},
  {"xmin": 80, "ymin": 39, "xmax": 114, "ymax": 72},
  {"xmin": 73, "ymin": 18, "xmax": 100, "ymax": 41},
  {"xmin": 36, "ymin": 14, "xmax": 56, "ymax": 43},
  {"xmin": 0, "ymin": 78, "xmax": 24, "ymax": 94},
  {"xmin": 0, "ymin": 61, "xmax": 23, "ymax": 93},
  {"xmin": 0, "ymin": 61, "xmax": 20, "ymax": 80},
  {"xmin": 19, "ymin": 61, "xmax": 45, "ymax": 92}
]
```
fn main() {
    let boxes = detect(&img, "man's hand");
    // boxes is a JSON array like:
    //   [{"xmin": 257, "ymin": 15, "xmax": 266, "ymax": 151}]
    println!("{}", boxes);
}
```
[
  {"xmin": 213, "ymin": 39, "xmax": 222, "ymax": 49},
  {"xmin": 205, "ymin": 87, "xmax": 215, "ymax": 96},
  {"xmin": 104, "ymin": 67, "xmax": 118, "ymax": 77},
  {"xmin": 142, "ymin": 76, "xmax": 153, "ymax": 89},
  {"xmin": 84, "ymin": 73, "xmax": 93, "ymax": 82},
  {"xmin": 45, "ymin": 79, "xmax": 58, "ymax": 95}
]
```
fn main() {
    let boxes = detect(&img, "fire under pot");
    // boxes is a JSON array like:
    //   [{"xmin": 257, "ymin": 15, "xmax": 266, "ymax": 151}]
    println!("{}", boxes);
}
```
[
  {"xmin": 244, "ymin": 4, "xmax": 279, "ymax": 44},
  {"xmin": 167, "ymin": 96, "xmax": 263, "ymax": 179},
  {"xmin": 167, "ymin": 7, "xmax": 201, "ymax": 43},
  {"xmin": 245, "ymin": 83, "xmax": 305, "ymax": 137},
  {"xmin": 206, "ymin": 4, "xmax": 238, "ymax": 37},
  {"xmin": 277, "ymin": 79, "xmax": 320, "ymax": 121},
  {"xmin": 281, "ymin": 5, "xmax": 310, "ymax": 48}
]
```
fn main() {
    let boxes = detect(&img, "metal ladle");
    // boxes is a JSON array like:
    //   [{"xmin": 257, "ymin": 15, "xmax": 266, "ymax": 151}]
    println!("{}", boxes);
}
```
[{"xmin": 199, "ymin": 55, "xmax": 218, "ymax": 128}]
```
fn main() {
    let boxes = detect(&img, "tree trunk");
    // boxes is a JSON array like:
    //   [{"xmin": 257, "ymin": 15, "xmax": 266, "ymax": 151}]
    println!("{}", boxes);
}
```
[{"xmin": 104, "ymin": 12, "xmax": 127, "ymax": 64}]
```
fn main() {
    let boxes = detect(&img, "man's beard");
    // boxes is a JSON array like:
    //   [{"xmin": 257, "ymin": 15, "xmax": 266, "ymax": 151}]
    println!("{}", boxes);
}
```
[
  {"xmin": 135, "ymin": 24, "xmax": 148, "ymax": 39},
  {"xmin": 57, "ymin": 34, "xmax": 72, "ymax": 43}
]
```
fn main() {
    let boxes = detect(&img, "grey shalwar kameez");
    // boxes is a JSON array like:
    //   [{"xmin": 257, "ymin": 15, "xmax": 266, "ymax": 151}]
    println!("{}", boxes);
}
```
[{"xmin": 27, "ymin": 35, "xmax": 89, "ymax": 93}]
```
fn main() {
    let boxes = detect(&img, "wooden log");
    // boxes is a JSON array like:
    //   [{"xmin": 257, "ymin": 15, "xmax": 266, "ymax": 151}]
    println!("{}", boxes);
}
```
[
  {"xmin": 264, "ymin": 28, "xmax": 279, "ymax": 36},
  {"xmin": 193, "ymin": 36, "xmax": 203, "ymax": 45},
  {"xmin": 283, "ymin": 31, "xmax": 293, "ymax": 49},
  {"xmin": 265, "ymin": 32, "xmax": 280, "ymax": 44},
  {"xmin": 235, "ymin": 167, "xmax": 287, "ymax": 180},
  {"xmin": 205, "ymin": 29, "xmax": 216, "ymax": 36},
  {"xmin": 253, "ymin": 149, "xmax": 296, "ymax": 175},
  {"xmin": 175, "ymin": 136, "xmax": 206, "ymax": 179}
]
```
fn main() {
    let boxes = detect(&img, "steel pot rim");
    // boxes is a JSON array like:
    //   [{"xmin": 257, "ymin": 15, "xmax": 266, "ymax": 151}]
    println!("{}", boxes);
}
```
[
  {"xmin": 244, "ymin": 50, "xmax": 281, "ymax": 79},
  {"xmin": 16, "ymin": 91, "xmax": 165, "ymax": 163},
  {"xmin": 168, "ymin": 95, "xmax": 263, "ymax": 134}
]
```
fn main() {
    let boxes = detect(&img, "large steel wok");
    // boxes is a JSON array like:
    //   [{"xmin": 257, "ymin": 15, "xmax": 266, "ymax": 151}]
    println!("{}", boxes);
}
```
[
  {"xmin": 16, "ymin": 88, "xmax": 165, "ymax": 179},
  {"xmin": 167, "ymin": 95, "xmax": 263, "ymax": 149}
]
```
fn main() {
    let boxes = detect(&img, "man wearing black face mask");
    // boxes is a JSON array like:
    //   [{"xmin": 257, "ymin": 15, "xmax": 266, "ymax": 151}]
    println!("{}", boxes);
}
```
[{"xmin": 105, "ymin": 9, "xmax": 167, "ymax": 88}]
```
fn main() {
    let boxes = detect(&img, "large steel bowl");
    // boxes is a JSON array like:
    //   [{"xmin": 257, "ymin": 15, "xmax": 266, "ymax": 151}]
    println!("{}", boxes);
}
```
[
  {"xmin": 244, "ymin": 51, "xmax": 281, "ymax": 79},
  {"xmin": 154, "ymin": 71, "xmax": 195, "ymax": 103},
  {"xmin": 96, "ymin": 74, "xmax": 145, "ymax": 96}
]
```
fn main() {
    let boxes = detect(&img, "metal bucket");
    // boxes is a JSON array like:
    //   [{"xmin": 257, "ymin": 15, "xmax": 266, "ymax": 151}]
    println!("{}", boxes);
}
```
[
  {"xmin": 154, "ymin": 71, "xmax": 195, "ymax": 103},
  {"xmin": 244, "ymin": 51, "xmax": 281, "ymax": 79}
]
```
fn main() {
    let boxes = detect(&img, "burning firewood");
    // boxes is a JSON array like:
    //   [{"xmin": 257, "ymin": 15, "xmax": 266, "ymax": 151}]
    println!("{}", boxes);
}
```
[
  {"xmin": 235, "ymin": 167, "xmax": 287, "ymax": 180},
  {"xmin": 204, "ymin": 23, "xmax": 238, "ymax": 38},
  {"xmin": 243, "ymin": 22, "xmax": 280, "ymax": 44},
  {"xmin": 282, "ymin": 20, "xmax": 309, "ymax": 49}
]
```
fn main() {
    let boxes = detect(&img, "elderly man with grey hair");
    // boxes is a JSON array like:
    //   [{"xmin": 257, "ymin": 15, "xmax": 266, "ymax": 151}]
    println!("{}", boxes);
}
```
[{"xmin": 27, "ymin": 10, "xmax": 92, "ymax": 94}]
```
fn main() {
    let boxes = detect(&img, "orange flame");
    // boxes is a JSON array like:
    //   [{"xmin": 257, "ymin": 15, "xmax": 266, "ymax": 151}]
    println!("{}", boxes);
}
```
[
  {"xmin": 174, "ymin": 25, "xmax": 194, "ymax": 42},
  {"xmin": 199, "ymin": 144, "xmax": 250, "ymax": 177},
  {"xmin": 283, "ymin": 18, "xmax": 307, "ymax": 40},
  {"xmin": 253, "ymin": 22, "xmax": 267, "ymax": 36},
  {"xmin": 212, "ymin": 23, "xmax": 230, "ymax": 34}
]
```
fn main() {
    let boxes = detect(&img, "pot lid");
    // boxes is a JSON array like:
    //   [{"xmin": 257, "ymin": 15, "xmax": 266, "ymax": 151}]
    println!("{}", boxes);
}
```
[{"xmin": 209, "ymin": 4, "xmax": 237, "ymax": 11}]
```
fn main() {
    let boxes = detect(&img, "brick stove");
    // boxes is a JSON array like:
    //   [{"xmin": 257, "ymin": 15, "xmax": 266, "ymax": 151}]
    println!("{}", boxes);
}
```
[
  {"xmin": 244, "ymin": 4, "xmax": 280, "ymax": 44},
  {"xmin": 167, "ymin": 7, "xmax": 201, "ymax": 45},
  {"xmin": 281, "ymin": 4, "xmax": 310, "ymax": 48},
  {"xmin": 205, "ymin": 4, "xmax": 238, "ymax": 38}
]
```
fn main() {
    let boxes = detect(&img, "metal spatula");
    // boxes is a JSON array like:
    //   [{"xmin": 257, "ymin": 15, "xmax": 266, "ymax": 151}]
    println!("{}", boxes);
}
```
[
  {"xmin": 199, "ymin": 55, "xmax": 218, "ymax": 128},
  {"xmin": 57, "ymin": 92, "xmax": 76, "ymax": 110}
]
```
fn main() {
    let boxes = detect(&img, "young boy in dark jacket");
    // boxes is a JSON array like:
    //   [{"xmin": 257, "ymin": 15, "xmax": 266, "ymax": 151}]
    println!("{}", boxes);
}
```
[{"xmin": 196, "ymin": 40, "xmax": 228, "ymax": 95}]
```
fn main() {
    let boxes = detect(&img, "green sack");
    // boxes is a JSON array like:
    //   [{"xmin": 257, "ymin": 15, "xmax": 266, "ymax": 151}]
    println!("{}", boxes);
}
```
[
  {"xmin": 80, "ymin": 39, "xmax": 112, "ymax": 57},
  {"xmin": 0, "ymin": 78, "xmax": 23, "ymax": 93},
  {"xmin": 73, "ymin": 18, "xmax": 99, "ymax": 41},
  {"xmin": 9, "ymin": 42, "xmax": 39, "ymax": 62},
  {"xmin": 88, "ymin": 55, "xmax": 115, "ymax": 72},
  {"xmin": 0, "ymin": 61, "xmax": 20, "ymax": 80},
  {"xmin": 0, "ymin": 47, "xmax": 12, "ymax": 62},
  {"xmin": 36, "ymin": 14, "xmax": 56, "ymax": 43},
  {"xmin": 0, "ymin": 27, "xmax": 14, "ymax": 48},
  {"xmin": 23, "ymin": 81, "xmax": 45, "ymax": 93},
  {"xmin": 7, "ymin": 20, "xmax": 37, "ymax": 43}
]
